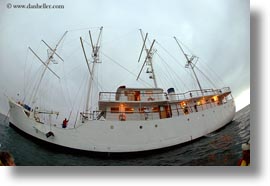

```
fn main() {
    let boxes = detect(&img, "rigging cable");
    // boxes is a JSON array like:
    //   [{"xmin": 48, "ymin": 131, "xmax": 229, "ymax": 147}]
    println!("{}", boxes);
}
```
[
  {"xmin": 101, "ymin": 52, "xmax": 154, "ymax": 88},
  {"xmin": 194, "ymin": 66, "xmax": 218, "ymax": 89},
  {"xmin": 155, "ymin": 41, "xmax": 196, "ymax": 91},
  {"xmin": 156, "ymin": 41, "xmax": 186, "ymax": 68},
  {"xmin": 155, "ymin": 51, "xmax": 188, "ymax": 91},
  {"xmin": 197, "ymin": 58, "xmax": 226, "ymax": 88},
  {"xmin": 168, "ymin": 38, "xmax": 225, "ymax": 89},
  {"xmin": 24, "ymin": 42, "xmax": 43, "ymax": 104},
  {"xmin": 23, "ymin": 47, "xmax": 30, "ymax": 102},
  {"xmin": 154, "ymin": 55, "xmax": 177, "ymax": 90},
  {"xmin": 27, "ymin": 65, "xmax": 44, "ymax": 105},
  {"xmin": 67, "ymin": 73, "xmax": 88, "ymax": 121}
]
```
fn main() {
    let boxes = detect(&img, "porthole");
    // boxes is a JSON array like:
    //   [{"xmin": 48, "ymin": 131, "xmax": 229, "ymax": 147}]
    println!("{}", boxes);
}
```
[{"xmin": 139, "ymin": 126, "xmax": 143, "ymax": 129}]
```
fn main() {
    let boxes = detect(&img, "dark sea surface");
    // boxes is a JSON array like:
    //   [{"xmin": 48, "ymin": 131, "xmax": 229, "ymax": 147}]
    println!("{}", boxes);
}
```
[{"xmin": 0, "ymin": 105, "xmax": 250, "ymax": 166}]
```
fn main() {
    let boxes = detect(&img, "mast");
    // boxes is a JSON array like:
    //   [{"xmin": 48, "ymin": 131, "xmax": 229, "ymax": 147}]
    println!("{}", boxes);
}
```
[
  {"xmin": 80, "ymin": 26, "xmax": 103, "ymax": 114},
  {"xmin": 137, "ymin": 29, "xmax": 157, "ymax": 88},
  {"xmin": 174, "ymin": 36, "xmax": 203, "ymax": 93},
  {"xmin": 30, "ymin": 31, "xmax": 68, "ymax": 104}
]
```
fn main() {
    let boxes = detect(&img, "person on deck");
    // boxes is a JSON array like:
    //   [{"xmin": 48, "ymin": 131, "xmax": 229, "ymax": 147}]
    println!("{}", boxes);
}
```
[
  {"xmin": 0, "ymin": 151, "xmax": 16, "ymax": 166},
  {"xmin": 62, "ymin": 118, "xmax": 69, "ymax": 128},
  {"xmin": 237, "ymin": 142, "xmax": 250, "ymax": 166}
]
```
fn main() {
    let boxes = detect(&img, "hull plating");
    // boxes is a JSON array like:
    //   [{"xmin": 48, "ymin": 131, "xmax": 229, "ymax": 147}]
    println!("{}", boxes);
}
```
[{"xmin": 8, "ymin": 99, "xmax": 235, "ymax": 153}]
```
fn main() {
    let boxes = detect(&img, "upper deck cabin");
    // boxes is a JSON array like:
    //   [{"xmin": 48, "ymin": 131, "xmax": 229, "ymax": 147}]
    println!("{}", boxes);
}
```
[
  {"xmin": 99, "ymin": 86, "xmax": 232, "ymax": 105},
  {"xmin": 97, "ymin": 86, "xmax": 233, "ymax": 121},
  {"xmin": 99, "ymin": 86, "xmax": 166, "ymax": 104}
]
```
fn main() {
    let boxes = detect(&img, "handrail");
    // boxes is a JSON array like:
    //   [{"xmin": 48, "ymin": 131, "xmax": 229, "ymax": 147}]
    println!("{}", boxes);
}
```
[
  {"xmin": 99, "ymin": 87, "xmax": 231, "ymax": 102},
  {"xmin": 168, "ymin": 87, "xmax": 231, "ymax": 101},
  {"xmin": 90, "ymin": 98, "xmax": 231, "ymax": 121},
  {"xmin": 99, "ymin": 91, "xmax": 167, "ymax": 102}
]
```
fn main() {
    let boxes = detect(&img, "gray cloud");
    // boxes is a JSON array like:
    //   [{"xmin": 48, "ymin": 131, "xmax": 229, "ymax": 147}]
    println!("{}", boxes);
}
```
[{"xmin": 0, "ymin": 0, "xmax": 249, "ymax": 115}]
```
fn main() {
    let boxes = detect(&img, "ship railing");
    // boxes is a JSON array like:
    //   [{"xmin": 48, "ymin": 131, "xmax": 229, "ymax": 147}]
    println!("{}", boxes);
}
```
[
  {"xmin": 99, "ymin": 92, "xmax": 167, "ymax": 102},
  {"xmin": 172, "ymin": 101, "xmax": 226, "ymax": 115},
  {"xmin": 100, "ymin": 111, "xmax": 161, "ymax": 121},
  {"xmin": 99, "ymin": 87, "xmax": 231, "ymax": 102},
  {"xmin": 168, "ymin": 87, "xmax": 231, "ymax": 101},
  {"xmin": 90, "ymin": 96, "xmax": 233, "ymax": 121},
  {"xmin": 105, "ymin": 111, "xmax": 161, "ymax": 121},
  {"xmin": 80, "ymin": 110, "xmax": 106, "ymax": 121},
  {"xmin": 96, "ymin": 99, "xmax": 229, "ymax": 121}
]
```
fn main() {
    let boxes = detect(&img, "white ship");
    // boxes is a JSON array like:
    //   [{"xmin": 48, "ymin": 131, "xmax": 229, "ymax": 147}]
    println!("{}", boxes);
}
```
[{"xmin": 8, "ymin": 27, "xmax": 235, "ymax": 153}]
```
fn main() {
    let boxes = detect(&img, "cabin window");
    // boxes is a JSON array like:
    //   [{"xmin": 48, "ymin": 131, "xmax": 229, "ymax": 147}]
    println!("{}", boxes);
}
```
[
  {"xmin": 119, "ymin": 104, "xmax": 125, "ymax": 112},
  {"xmin": 160, "ymin": 106, "xmax": 164, "ymax": 111},
  {"xmin": 152, "ymin": 107, "xmax": 160, "ymax": 112},
  {"xmin": 125, "ymin": 108, "xmax": 134, "ymax": 114},
  {"xmin": 180, "ymin": 102, "xmax": 186, "ymax": 108},
  {"xmin": 134, "ymin": 91, "xmax": 140, "ymax": 101},
  {"xmin": 111, "ymin": 107, "xmax": 119, "ymax": 113},
  {"xmin": 139, "ymin": 108, "xmax": 145, "ymax": 112},
  {"xmin": 212, "ymin": 96, "xmax": 218, "ymax": 102},
  {"xmin": 126, "ymin": 90, "xmax": 141, "ymax": 101},
  {"xmin": 127, "ymin": 91, "xmax": 135, "ymax": 101}
]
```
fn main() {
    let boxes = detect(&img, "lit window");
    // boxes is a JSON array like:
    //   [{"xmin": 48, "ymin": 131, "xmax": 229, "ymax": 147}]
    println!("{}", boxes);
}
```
[
  {"xmin": 125, "ymin": 108, "xmax": 134, "ymax": 113},
  {"xmin": 212, "ymin": 96, "xmax": 218, "ymax": 102},
  {"xmin": 152, "ymin": 107, "xmax": 160, "ymax": 112},
  {"xmin": 111, "ymin": 107, "xmax": 119, "ymax": 113}
]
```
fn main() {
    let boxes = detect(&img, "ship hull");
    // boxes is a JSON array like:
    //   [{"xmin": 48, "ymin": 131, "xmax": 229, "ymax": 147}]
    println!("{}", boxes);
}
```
[{"xmin": 8, "ymin": 99, "xmax": 235, "ymax": 153}]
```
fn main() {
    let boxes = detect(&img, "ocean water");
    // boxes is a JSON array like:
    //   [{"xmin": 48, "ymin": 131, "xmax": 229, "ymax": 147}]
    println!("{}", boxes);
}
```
[{"xmin": 0, "ymin": 105, "xmax": 250, "ymax": 166}]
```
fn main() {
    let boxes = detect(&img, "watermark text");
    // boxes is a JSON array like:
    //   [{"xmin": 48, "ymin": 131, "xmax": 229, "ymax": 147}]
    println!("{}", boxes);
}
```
[{"xmin": 6, "ymin": 3, "xmax": 64, "ymax": 9}]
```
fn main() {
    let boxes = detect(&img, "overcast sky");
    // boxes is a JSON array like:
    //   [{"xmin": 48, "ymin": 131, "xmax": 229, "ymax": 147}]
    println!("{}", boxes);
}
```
[{"xmin": 0, "ymin": 0, "xmax": 250, "ymax": 115}]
